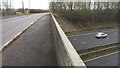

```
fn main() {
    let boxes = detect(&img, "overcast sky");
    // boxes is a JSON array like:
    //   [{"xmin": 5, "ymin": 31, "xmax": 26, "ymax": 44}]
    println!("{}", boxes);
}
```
[{"xmin": 12, "ymin": 0, "xmax": 49, "ymax": 9}]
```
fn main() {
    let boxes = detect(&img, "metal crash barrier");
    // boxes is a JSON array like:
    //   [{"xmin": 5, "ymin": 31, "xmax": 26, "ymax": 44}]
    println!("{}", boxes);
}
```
[{"xmin": 51, "ymin": 13, "xmax": 87, "ymax": 68}]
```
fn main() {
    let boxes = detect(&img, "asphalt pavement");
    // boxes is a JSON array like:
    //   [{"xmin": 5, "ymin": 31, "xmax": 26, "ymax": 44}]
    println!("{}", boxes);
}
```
[
  {"xmin": 1, "ymin": 13, "xmax": 49, "ymax": 50},
  {"xmin": 1, "ymin": 15, "xmax": 20, "ymax": 19},
  {"xmin": 68, "ymin": 29, "xmax": 118, "ymax": 51},
  {"xmin": 85, "ymin": 52, "xmax": 119, "ymax": 66},
  {"xmin": 2, "ymin": 14, "xmax": 58, "ymax": 66},
  {"xmin": 0, "ymin": 53, "xmax": 2, "ymax": 67}
]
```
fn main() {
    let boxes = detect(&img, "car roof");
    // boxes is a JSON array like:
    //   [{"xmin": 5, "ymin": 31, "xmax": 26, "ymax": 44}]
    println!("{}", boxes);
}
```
[{"xmin": 97, "ymin": 32, "xmax": 105, "ymax": 34}]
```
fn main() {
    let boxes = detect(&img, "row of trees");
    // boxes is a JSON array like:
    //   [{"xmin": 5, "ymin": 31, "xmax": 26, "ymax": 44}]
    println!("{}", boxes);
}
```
[
  {"xmin": 17, "ymin": 8, "xmax": 49, "ymax": 13},
  {"xmin": 50, "ymin": 2, "xmax": 119, "ymax": 12},
  {"xmin": 0, "ymin": 0, "xmax": 14, "ymax": 11},
  {"xmin": 49, "ymin": 0, "xmax": 119, "ymax": 25}
]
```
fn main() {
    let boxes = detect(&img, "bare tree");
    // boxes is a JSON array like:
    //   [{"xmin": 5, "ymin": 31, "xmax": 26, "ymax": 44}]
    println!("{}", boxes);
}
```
[
  {"xmin": 22, "ymin": 0, "xmax": 24, "ymax": 13},
  {"xmin": 2, "ymin": 0, "xmax": 14, "ymax": 11},
  {"xmin": 0, "ymin": 0, "xmax": 1, "ymax": 11}
]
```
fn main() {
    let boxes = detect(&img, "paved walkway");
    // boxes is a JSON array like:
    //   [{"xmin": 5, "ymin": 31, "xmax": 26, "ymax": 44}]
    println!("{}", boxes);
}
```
[{"xmin": 2, "ymin": 14, "xmax": 58, "ymax": 66}]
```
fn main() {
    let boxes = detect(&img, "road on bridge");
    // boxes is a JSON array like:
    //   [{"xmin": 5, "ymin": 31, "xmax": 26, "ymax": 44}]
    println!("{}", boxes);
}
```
[
  {"xmin": 2, "ymin": 14, "xmax": 57, "ymax": 66},
  {"xmin": 68, "ymin": 29, "xmax": 118, "ymax": 51},
  {"xmin": 1, "ymin": 13, "xmax": 49, "ymax": 50}
]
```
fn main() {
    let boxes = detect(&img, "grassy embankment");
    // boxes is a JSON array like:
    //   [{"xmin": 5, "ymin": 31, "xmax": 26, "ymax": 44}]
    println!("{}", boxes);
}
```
[
  {"xmin": 54, "ymin": 13, "xmax": 118, "ymax": 36},
  {"xmin": 77, "ymin": 43, "xmax": 120, "ymax": 61}
]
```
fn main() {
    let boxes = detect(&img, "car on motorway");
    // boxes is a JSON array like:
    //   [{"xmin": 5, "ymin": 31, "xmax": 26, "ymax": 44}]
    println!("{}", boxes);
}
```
[{"xmin": 96, "ymin": 32, "xmax": 107, "ymax": 38}]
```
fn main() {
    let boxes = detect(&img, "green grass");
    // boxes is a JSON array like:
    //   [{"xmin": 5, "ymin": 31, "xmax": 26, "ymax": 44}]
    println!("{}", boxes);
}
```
[
  {"xmin": 66, "ymin": 27, "xmax": 117, "ymax": 36},
  {"xmin": 54, "ymin": 13, "xmax": 118, "ymax": 36},
  {"xmin": 77, "ymin": 43, "xmax": 120, "ymax": 55},
  {"xmin": 81, "ymin": 46, "xmax": 119, "ymax": 61}
]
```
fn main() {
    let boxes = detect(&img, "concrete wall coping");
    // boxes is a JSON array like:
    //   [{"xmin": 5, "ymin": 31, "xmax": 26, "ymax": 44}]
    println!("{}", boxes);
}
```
[{"xmin": 51, "ymin": 13, "xmax": 86, "ymax": 67}]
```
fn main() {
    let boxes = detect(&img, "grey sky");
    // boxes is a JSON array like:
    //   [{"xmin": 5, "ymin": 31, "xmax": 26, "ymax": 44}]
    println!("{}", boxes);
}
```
[{"xmin": 12, "ymin": 0, "xmax": 49, "ymax": 9}]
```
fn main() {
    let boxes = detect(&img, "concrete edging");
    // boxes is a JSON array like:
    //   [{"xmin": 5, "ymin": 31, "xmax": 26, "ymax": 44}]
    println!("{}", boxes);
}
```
[
  {"xmin": 51, "ymin": 13, "xmax": 87, "ymax": 67},
  {"xmin": 0, "ymin": 14, "xmax": 47, "ymax": 52}
]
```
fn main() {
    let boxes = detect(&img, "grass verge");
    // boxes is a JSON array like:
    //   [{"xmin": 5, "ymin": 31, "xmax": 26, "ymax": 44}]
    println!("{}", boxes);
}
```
[
  {"xmin": 78, "ymin": 43, "xmax": 120, "ymax": 61},
  {"xmin": 1, "ymin": 14, "xmax": 49, "ymax": 52},
  {"xmin": 77, "ymin": 43, "xmax": 119, "ymax": 55},
  {"xmin": 53, "ymin": 14, "xmax": 118, "ymax": 36}
]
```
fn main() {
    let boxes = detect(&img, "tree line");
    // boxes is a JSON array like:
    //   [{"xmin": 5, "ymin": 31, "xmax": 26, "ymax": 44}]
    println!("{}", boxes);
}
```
[
  {"xmin": 49, "ymin": 0, "xmax": 119, "ymax": 25},
  {"xmin": 0, "ymin": 0, "xmax": 14, "ymax": 11}
]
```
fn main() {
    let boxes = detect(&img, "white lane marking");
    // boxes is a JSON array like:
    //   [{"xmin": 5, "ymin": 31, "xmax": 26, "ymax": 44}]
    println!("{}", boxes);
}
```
[
  {"xmin": 78, "ymin": 42, "xmax": 118, "ymax": 51},
  {"xmin": 1, "ymin": 21, "xmax": 34, "ymax": 51},
  {"xmin": 84, "ymin": 51, "xmax": 120, "ymax": 62},
  {"xmin": 0, "ymin": 14, "xmax": 49, "ymax": 52},
  {"xmin": 81, "ymin": 42, "xmax": 87, "ymax": 44},
  {"xmin": 68, "ymin": 29, "xmax": 118, "ymax": 37},
  {"xmin": 76, "ymin": 35, "xmax": 80, "ymax": 36},
  {"xmin": 73, "ymin": 38, "xmax": 77, "ymax": 41}
]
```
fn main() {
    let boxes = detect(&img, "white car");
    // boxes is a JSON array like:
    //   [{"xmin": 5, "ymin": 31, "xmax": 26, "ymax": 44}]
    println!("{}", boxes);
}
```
[{"xmin": 96, "ymin": 32, "xmax": 107, "ymax": 38}]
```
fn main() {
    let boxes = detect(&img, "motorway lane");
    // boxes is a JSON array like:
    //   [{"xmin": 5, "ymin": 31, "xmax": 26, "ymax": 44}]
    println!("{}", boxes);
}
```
[
  {"xmin": 68, "ymin": 29, "xmax": 118, "ymax": 51},
  {"xmin": 85, "ymin": 52, "xmax": 119, "ymax": 66},
  {"xmin": 1, "ymin": 13, "xmax": 48, "ymax": 49}
]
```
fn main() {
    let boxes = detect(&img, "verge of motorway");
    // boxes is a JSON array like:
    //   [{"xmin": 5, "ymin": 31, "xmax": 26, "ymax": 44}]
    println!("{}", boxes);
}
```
[
  {"xmin": 84, "ymin": 51, "xmax": 119, "ymax": 62},
  {"xmin": 78, "ymin": 42, "xmax": 119, "ymax": 61},
  {"xmin": 78, "ymin": 42, "xmax": 119, "ymax": 54},
  {"xmin": 85, "ymin": 52, "xmax": 119, "ymax": 66},
  {"xmin": 67, "ymin": 27, "xmax": 118, "ymax": 37}
]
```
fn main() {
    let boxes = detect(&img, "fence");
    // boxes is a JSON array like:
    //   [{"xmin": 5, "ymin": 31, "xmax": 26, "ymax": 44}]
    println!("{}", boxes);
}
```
[{"xmin": 51, "ymin": 13, "xmax": 86, "ymax": 68}]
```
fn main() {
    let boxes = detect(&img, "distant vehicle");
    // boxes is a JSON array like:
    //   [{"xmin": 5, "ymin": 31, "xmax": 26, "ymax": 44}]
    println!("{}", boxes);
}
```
[{"xmin": 96, "ymin": 32, "xmax": 107, "ymax": 38}]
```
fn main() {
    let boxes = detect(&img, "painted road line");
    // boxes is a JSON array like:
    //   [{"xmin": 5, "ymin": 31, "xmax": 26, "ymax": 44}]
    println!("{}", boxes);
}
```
[
  {"xmin": 1, "ymin": 21, "xmax": 34, "ymax": 51},
  {"xmin": 73, "ymin": 38, "xmax": 77, "ymax": 41},
  {"xmin": 81, "ymin": 42, "xmax": 87, "ymax": 44},
  {"xmin": 68, "ymin": 29, "xmax": 118, "ymax": 37},
  {"xmin": 77, "ymin": 42, "xmax": 118, "ymax": 51},
  {"xmin": 0, "ymin": 14, "xmax": 48, "ymax": 52},
  {"xmin": 84, "ymin": 51, "xmax": 120, "ymax": 62},
  {"xmin": 80, "ymin": 45, "xmax": 118, "ymax": 56}
]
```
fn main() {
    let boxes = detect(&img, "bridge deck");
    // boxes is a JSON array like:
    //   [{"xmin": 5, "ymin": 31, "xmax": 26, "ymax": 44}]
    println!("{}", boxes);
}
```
[{"xmin": 2, "ymin": 15, "xmax": 58, "ymax": 66}]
